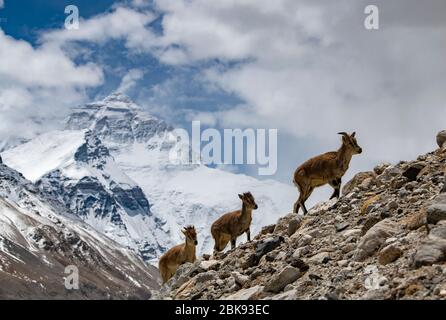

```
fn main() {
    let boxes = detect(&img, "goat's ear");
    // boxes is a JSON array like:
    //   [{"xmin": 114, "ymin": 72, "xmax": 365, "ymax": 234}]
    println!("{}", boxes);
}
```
[
  {"xmin": 351, "ymin": 132, "xmax": 356, "ymax": 137},
  {"xmin": 181, "ymin": 229, "xmax": 187, "ymax": 235},
  {"xmin": 238, "ymin": 194, "xmax": 243, "ymax": 200}
]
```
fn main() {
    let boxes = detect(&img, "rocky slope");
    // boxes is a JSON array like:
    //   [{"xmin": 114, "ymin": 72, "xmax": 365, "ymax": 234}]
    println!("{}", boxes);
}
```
[
  {"xmin": 0, "ymin": 160, "xmax": 160, "ymax": 299},
  {"xmin": 159, "ymin": 136, "xmax": 446, "ymax": 300}
]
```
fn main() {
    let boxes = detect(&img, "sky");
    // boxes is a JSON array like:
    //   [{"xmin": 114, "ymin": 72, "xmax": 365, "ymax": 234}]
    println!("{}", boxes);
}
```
[{"xmin": 0, "ymin": 0, "xmax": 445, "ymax": 202}]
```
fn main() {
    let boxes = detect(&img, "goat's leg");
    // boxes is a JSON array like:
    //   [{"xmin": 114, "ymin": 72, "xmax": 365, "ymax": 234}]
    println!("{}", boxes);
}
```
[
  {"xmin": 246, "ymin": 229, "xmax": 251, "ymax": 242},
  {"xmin": 329, "ymin": 178, "xmax": 341, "ymax": 199},
  {"xmin": 293, "ymin": 199, "xmax": 300, "ymax": 214},
  {"xmin": 301, "ymin": 187, "xmax": 314, "ymax": 215},
  {"xmin": 294, "ymin": 186, "xmax": 306, "ymax": 214},
  {"xmin": 231, "ymin": 238, "xmax": 236, "ymax": 250}
]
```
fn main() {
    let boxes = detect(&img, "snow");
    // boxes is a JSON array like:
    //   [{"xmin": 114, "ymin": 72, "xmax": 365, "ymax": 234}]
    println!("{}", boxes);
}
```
[{"xmin": 3, "ymin": 130, "xmax": 86, "ymax": 182}]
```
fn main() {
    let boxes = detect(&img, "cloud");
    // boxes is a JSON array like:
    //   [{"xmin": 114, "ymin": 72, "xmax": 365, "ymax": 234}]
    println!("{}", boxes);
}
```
[
  {"xmin": 42, "ymin": 7, "xmax": 158, "ymax": 53},
  {"xmin": 0, "ymin": 0, "xmax": 4, "ymax": 9},
  {"xmin": 117, "ymin": 68, "xmax": 144, "ymax": 93},
  {"xmin": 0, "ymin": 29, "xmax": 104, "ymax": 144},
  {"xmin": 153, "ymin": 0, "xmax": 446, "ymax": 176}
]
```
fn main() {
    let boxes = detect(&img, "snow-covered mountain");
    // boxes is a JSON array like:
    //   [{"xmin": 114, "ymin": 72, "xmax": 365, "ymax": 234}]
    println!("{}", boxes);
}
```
[
  {"xmin": 0, "ymin": 159, "xmax": 160, "ymax": 299},
  {"xmin": 3, "ymin": 93, "xmax": 297, "ymax": 263}
]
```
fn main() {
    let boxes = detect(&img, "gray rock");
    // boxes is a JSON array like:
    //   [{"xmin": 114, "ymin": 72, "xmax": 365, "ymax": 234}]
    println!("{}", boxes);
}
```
[
  {"xmin": 343, "ymin": 171, "xmax": 376, "ymax": 195},
  {"xmin": 335, "ymin": 221, "xmax": 349, "ymax": 232},
  {"xmin": 222, "ymin": 285, "xmax": 264, "ymax": 300},
  {"xmin": 374, "ymin": 163, "xmax": 391, "ymax": 175},
  {"xmin": 231, "ymin": 272, "xmax": 249, "ymax": 286},
  {"xmin": 255, "ymin": 236, "xmax": 284, "ymax": 262},
  {"xmin": 195, "ymin": 270, "xmax": 218, "ymax": 283},
  {"xmin": 200, "ymin": 259, "xmax": 220, "ymax": 271},
  {"xmin": 293, "ymin": 234, "xmax": 313, "ymax": 248},
  {"xmin": 429, "ymin": 224, "xmax": 446, "ymax": 240},
  {"xmin": 292, "ymin": 246, "xmax": 309, "ymax": 259},
  {"xmin": 288, "ymin": 217, "xmax": 302, "ymax": 236},
  {"xmin": 308, "ymin": 252, "xmax": 330, "ymax": 265},
  {"xmin": 427, "ymin": 194, "xmax": 446, "ymax": 224},
  {"xmin": 354, "ymin": 219, "xmax": 400, "ymax": 261},
  {"xmin": 437, "ymin": 130, "xmax": 446, "ymax": 148},
  {"xmin": 264, "ymin": 266, "xmax": 301, "ymax": 293},
  {"xmin": 412, "ymin": 239, "xmax": 446, "ymax": 268}
]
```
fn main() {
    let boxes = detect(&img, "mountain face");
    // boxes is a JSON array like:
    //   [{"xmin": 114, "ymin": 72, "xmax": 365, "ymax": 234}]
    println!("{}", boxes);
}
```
[
  {"xmin": 3, "ymin": 93, "xmax": 296, "ymax": 263},
  {"xmin": 0, "ymin": 161, "xmax": 160, "ymax": 299},
  {"xmin": 160, "ymin": 146, "xmax": 446, "ymax": 300}
]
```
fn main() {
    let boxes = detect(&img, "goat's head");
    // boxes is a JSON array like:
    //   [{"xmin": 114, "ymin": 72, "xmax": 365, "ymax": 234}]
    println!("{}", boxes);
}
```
[
  {"xmin": 182, "ymin": 225, "xmax": 198, "ymax": 245},
  {"xmin": 238, "ymin": 192, "xmax": 258, "ymax": 210},
  {"xmin": 338, "ymin": 132, "xmax": 362, "ymax": 154}
]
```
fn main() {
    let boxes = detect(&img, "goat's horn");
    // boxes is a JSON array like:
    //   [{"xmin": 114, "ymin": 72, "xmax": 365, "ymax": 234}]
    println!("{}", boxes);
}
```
[{"xmin": 338, "ymin": 132, "xmax": 348, "ymax": 137}]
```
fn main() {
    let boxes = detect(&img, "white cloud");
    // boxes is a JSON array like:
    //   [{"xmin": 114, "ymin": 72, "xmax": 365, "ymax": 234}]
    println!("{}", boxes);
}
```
[
  {"xmin": 153, "ymin": 0, "xmax": 446, "ymax": 176},
  {"xmin": 117, "ymin": 68, "xmax": 144, "ymax": 93},
  {"xmin": 42, "ymin": 7, "xmax": 158, "ymax": 53},
  {"xmin": 0, "ymin": 0, "xmax": 4, "ymax": 9},
  {"xmin": 0, "ymin": 29, "xmax": 104, "ymax": 144},
  {"xmin": 0, "ymin": 31, "xmax": 102, "ymax": 88}
]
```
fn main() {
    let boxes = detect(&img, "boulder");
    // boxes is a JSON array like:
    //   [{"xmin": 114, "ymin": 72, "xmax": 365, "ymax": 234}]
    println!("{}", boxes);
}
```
[
  {"xmin": 412, "ymin": 239, "xmax": 446, "ymax": 268},
  {"xmin": 437, "ymin": 130, "xmax": 446, "ymax": 148},
  {"xmin": 231, "ymin": 272, "xmax": 250, "ymax": 286},
  {"xmin": 429, "ymin": 223, "xmax": 446, "ymax": 240},
  {"xmin": 378, "ymin": 244, "xmax": 403, "ymax": 265},
  {"xmin": 222, "ymin": 285, "xmax": 264, "ymax": 300},
  {"xmin": 354, "ymin": 219, "xmax": 400, "ymax": 261},
  {"xmin": 426, "ymin": 194, "xmax": 446, "ymax": 224},
  {"xmin": 335, "ymin": 221, "xmax": 349, "ymax": 232},
  {"xmin": 292, "ymin": 234, "xmax": 313, "ymax": 248},
  {"xmin": 254, "ymin": 236, "xmax": 284, "ymax": 264},
  {"xmin": 373, "ymin": 162, "xmax": 391, "ymax": 175},
  {"xmin": 402, "ymin": 211, "xmax": 426, "ymax": 230},
  {"xmin": 343, "ymin": 171, "xmax": 376, "ymax": 195},
  {"xmin": 287, "ymin": 216, "xmax": 302, "ymax": 236},
  {"xmin": 200, "ymin": 260, "xmax": 220, "ymax": 271},
  {"xmin": 402, "ymin": 163, "xmax": 425, "ymax": 181},
  {"xmin": 264, "ymin": 266, "xmax": 301, "ymax": 293},
  {"xmin": 195, "ymin": 270, "xmax": 218, "ymax": 283},
  {"xmin": 308, "ymin": 252, "xmax": 330, "ymax": 265}
]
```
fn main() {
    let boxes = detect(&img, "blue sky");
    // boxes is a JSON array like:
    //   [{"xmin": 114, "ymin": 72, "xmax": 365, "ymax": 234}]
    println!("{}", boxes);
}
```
[
  {"xmin": 0, "ymin": 1, "xmax": 116, "ymax": 42},
  {"xmin": 0, "ymin": 0, "xmax": 445, "ymax": 204}
]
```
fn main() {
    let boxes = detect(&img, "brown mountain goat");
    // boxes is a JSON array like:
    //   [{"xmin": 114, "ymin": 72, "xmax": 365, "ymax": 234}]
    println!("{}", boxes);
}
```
[
  {"xmin": 158, "ymin": 225, "xmax": 198, "ymax": 284},
  {"xmin": 293, "ymin": 132, "xmax": 362, "ymax": 215},
  {"xmin": 211, "ymin": 192, "xmax": 258, "ymax": 253}
]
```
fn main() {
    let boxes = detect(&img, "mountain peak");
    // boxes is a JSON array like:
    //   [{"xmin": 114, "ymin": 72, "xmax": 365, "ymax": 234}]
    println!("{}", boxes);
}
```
[
  {"xmin": 101, "ymin": 92, "xmax": 141, "ymax": 110},
  {"xmin": 66, "ymin": 93, "xmax": 169, "ymax": 145}
]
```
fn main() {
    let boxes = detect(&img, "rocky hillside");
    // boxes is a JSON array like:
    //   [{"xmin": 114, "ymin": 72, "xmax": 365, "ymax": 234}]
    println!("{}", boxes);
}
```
[{"xmin": 158, "ymin": 132, "xmax": 446, "ymax": 300}]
